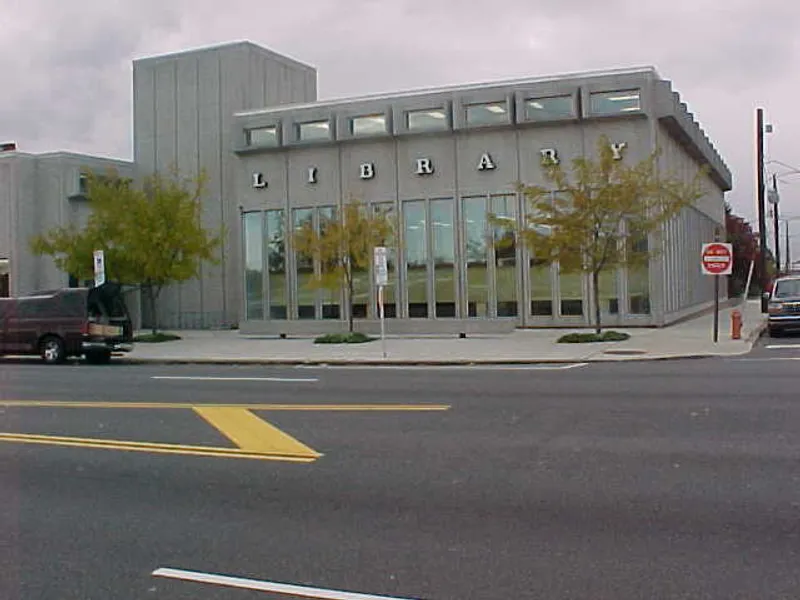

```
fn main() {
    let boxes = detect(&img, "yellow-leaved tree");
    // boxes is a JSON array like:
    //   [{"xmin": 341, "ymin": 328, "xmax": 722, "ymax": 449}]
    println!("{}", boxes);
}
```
[
  {"xmin": 292, "ymin": 200, "xmax": 395, "ymax": 333},
  {"xmin": 30, "ymin": 168, "xmax": 222, "ymax": 334},
  {"xmin": 517, "ymin": 135, "xmax": 707, "ymax": 334}
]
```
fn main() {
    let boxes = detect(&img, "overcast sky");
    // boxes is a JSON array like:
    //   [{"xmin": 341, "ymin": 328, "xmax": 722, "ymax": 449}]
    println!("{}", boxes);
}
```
[{"xmin": 2, "ymin": 0, "xmax": 798, "ymax": 229}]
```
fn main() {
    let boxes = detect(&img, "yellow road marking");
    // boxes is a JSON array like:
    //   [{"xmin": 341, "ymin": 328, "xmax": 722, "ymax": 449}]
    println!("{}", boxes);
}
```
[
  {"xmin": 0, "ymin": 433, "xmax": 317, "ymax": 462},
  {"xmin": 193, "ymin": 407, "xmax": 321, "ymax": 459},
  {"xmin": 0, "ymin": 401, "xmax": 450, "ymax": 411},
  {"xmin": 0, "ymin": 401, "xmax": 449, "ymax": 461}
]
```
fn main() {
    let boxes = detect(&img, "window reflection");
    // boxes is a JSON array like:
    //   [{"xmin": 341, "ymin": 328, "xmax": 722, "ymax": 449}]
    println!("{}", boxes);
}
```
[
  {"xmin": 431, "ymin": 199, "xmax": 455, "ymax": 318},
  {"xmin": 318, "ymin": 207, "xmax": 340, "ymax": 320},
  {"xmin": 373, "ymin": 203, "xmax": 398, "ymax": 318},
  {"xmin": 463, "ymin": 197, "xmax": 489, "ymax": 318},
  {"xmin": 465, "ymin": 102, "xmax": 508, "ymax": 126},
  {"xmin": 247, "ymin": 126, "xmax": 278, "ymax": 147},
  {"xmin": 293, "ymin": 208, "xmax": 315, "ymax": 319},
  {"xmin": 352, "ymin": 114, "xmax": 386, "ymax": 136},
  {"xmin": 407, "ymin": 109, "xmax": 448, "ymax": 132},
  {"xmin": 524, "ymin": 96, "xmax": 574, "ymax": 121},
  {"xmin": 243, "ymin": 212, "xmax": 264, "ymax": 320},
  {"xmin": 404, "ymin": 200, "xmax": 428, "ymax": 317},
  {"xmin": 492, "ymin": 195, "xmax": 518, "ymax": 317},
  {"xmin": 298, "ymin": 120, "xmax": 331, "ymax": 141},
  {"xmin": 266, "ymin": 210, "xmax": 286, "ymax": 319},
  {"xmin": 590, "ymin": 90, "xmax": 641, "ymax": 115}
]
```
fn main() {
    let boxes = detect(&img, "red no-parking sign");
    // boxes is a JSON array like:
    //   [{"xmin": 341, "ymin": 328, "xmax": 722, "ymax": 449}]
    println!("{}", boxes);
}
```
[{"xmin": 701, "ymin": 242, "xmax": 733, "ymax": 276}]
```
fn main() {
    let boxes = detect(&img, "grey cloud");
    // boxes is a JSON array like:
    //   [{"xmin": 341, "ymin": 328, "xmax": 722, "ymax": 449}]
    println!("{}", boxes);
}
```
[{"xmin": 1, "ymin": 0, "xmax": 799, "ymax": 223}]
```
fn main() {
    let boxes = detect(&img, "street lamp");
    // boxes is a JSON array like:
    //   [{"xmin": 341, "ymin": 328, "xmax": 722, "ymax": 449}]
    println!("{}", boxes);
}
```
[{"xmin": 756, "ymin": 109, "xmax": 777, "ymax": 311}]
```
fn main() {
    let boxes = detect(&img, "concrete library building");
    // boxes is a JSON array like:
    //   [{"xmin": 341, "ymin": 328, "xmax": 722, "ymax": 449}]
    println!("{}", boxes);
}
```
[{"xmin": 0, "ymin": 41, "xmax": 732, "ymax": 334}]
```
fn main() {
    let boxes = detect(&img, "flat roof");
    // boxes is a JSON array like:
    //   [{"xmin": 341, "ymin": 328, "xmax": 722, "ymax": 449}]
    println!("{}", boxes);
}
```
[
  {"xmin": 236, "ymin": 65, "xmax": 659, "ymax": 117},
  {"xmin": 133, "ymin": 40, "xmax": 316, "ymax": 72}
]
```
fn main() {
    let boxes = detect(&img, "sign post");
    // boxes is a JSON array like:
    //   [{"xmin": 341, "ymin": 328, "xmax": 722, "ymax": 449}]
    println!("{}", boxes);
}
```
[
  {"xmin": 374, "ymin": 247, "xmax": 388, "ymax": 358},
  {"xmin": 93, "ymin": 250, "xmax": 106, "ymax": 288},
  {"xmin": 701, "ymin": 242, "xmax": 733, "ymax": 343}
]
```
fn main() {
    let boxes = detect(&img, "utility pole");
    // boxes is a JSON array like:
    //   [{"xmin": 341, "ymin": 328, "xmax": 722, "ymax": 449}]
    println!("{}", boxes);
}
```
[
  {"xmin": 757, "ymin": 108, "xmax": 768, "ymax": 311},
  {"xmin": 772, "ymin": 174, "xmax": 780, "ymax": 274},
  {"xmin": 785, "ymin": 220, "xmax": 791, "ymax": 273}
]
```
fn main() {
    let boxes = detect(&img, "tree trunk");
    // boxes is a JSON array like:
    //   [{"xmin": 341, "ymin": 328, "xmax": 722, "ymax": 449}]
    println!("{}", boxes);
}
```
[{"xmin": 592, "ymin": 270, "xmax": 602, "ymax": 335}]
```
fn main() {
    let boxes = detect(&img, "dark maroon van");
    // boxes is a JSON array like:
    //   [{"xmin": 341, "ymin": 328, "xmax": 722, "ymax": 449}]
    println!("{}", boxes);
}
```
[{"xmin": 0, "ymin": 282, "xmax": 134, "ymax": 364}]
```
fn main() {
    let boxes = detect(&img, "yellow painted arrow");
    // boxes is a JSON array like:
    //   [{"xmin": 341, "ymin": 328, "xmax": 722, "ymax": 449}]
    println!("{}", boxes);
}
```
[{"xmin": 193, "ymin": 407, "xmax": 321, "ymax": 460}]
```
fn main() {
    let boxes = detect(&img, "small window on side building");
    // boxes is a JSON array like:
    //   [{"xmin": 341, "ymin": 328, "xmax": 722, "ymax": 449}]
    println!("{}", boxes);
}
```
[
  {"xmin": 247, "ymin": 126, "xmax": 279, "ymax": 147},
  {"xmin": 297, "ymin": 120, "xmax": 331, "ymax": 142},
  {"xmin": 524, "ymin": 96, "xmax": 575, "ymax": 121},
  {"xmin": 406, "ymin": 108, "xmax": 448, "ymax": 132},
  {"xmin": 351, "ymin": 114, "xmax": 387, "ymax": 136},
  {"xmin": 590, "ymin": 90, "xmax": 642, "ymax": 115},
  {"xmin": 465, "ymin": 102, "xmax": 509, "ymax": 126}
]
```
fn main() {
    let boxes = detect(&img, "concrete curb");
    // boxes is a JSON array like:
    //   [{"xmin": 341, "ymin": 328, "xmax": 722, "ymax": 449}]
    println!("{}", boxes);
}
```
[{"xmin": 119, "ymin": 353, "xmax": 723, "ymax": 366}]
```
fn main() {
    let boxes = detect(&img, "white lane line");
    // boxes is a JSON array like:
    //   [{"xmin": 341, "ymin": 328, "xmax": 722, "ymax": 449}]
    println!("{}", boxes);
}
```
[
  {"xmin": 764, "ymin": 344, "xmax": 800, "ymax": 349},
  {"xmin": 734, "ymin": 357, "xmax": 800, "ymax": 362},
  {"xmin": 295, "ymin": 363, "xmax": 589, "ymax": 371},
  {"xmin": 152, "ymin": 567, "xmax": 422, "ymax": 599},
  {"xmin": 151, "ymin": 376, "xmax": 318, "ymax": 383}
]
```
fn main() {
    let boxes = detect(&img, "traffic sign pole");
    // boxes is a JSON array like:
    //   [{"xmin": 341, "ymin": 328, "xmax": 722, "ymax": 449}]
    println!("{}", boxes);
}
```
[
  {"xmin": 713, "ymin": 274, "xmax": 719, "ymax": 343},
  {"xmin": 701, "ymin": 242, "xmax": 733, "ymax": 344},
  {"xmin": 374, "ymin": 247, "xmax": 388, "ymax": 359}
]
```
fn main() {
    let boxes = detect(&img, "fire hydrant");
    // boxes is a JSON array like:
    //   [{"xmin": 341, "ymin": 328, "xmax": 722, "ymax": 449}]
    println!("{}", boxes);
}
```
[{"xmin": 731, "ymin": 309, "xmax": 743, "ymax": 340}]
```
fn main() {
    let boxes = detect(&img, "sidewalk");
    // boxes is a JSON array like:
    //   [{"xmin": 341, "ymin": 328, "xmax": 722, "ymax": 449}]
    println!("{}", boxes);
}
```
[{"xmin": 124, "ymin": 300, "xmax": 767, "ymax": 365}]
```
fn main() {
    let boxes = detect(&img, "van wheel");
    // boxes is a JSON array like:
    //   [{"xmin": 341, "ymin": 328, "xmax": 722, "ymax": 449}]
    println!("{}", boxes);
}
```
[
  {"xmin": 40, "ymin": 336, "xmax": 66, "ymax": 364},
  {"xmin": 86, "ymin": 350, "xmax": 112, "ymax": 365}
]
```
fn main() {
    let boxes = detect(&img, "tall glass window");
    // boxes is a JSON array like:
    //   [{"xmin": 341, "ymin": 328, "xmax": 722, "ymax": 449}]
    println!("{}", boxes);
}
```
[
  {"xmin": 243, "ymin": 212, "xmax": 264, "ymax": 320},
  {"xmin": 465, "ymin": 102, "xmax": 509, "ymax": 126},
  {"xmin": 492, "ymin": 195, "xmax": 518, "ymax": 317},
  {"xmin": 343, "ymin": 203, "xmax": 369, "ymax": 319},
  {"xmin": 266, "ymin": 210, "xmax": 287, "ymax": 319},
  {"xmin": 404, "ymin": 200, "xmax": 428, "ymax": 317},
  {"xmin": 318, "ymin": 206, "xmax": 341, "ymax": 320},
  {"xmin": 590, "ymin": 90, "xmax": 641, "ymax": 115},
  {"xmin": 463, "ymin": 197, "xmax": 489, "ymax": 318},
  {"xmin": 525, "ymin": 197, "xmax": 554, "ymax": 316},
  {"xmin": 293, "ymin": 208, "xmax": 315, "ymax": 319},
  {"xmin": 598, "ymin": 270, "xmax": 620, "ymax": 315},
  {"xmin": 431, "ymin": 199, "xmax": 456, "ymax": 318},
  {"xmin": 373, "ymin": 203, "xmax": 398, "ymax": 318},
  {"xmin": 524, "ymin": 96, "xmax": 575, "ymax": 121}
]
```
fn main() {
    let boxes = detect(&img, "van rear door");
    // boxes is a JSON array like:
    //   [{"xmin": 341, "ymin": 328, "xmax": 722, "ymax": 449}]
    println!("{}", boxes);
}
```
[{"xmin": 86, "ymin": 283, "xmax": 133, "ymax": 346}]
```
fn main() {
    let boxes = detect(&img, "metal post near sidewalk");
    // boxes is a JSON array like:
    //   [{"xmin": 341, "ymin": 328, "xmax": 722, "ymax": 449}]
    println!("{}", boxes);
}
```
[
  {"xmin": 702, "ymin": 230, "xmax": 731, "ymax": 344},
  {"xmin": 374, "ymin": 246, "xmax": 388, "ymax": 359},
  {"xmin": 378, "ymin": 285, "xmax": 386, "ymax": 359},
  {"xmin": 713, "ymin": 275, "xmax": 719, "ymax": 343}
]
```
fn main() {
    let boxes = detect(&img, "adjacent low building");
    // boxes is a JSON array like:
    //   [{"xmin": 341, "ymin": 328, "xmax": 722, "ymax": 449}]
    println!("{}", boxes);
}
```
[
  {"xmin": 0, "ymin": 148, "xmax": 132, "ymax": 295},
  {"xmin": 1, "ymin": 41, "xmax": 732, "ymax": 334}
]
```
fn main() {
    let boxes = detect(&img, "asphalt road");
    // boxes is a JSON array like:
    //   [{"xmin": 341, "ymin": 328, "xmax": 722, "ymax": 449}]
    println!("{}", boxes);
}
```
[{"xmin": 2, "ymin": 352, "xmax": 800, "ymax": 600}]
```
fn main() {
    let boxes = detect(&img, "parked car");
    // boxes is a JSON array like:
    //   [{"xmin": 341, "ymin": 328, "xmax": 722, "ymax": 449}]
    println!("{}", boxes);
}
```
[
  {"xmin": 0, "ymin": 282, "xmax": 134, "ymax": 364},
  {"xmin": 765, "ymin": 275, "xmax": 800, "ymax": 337}
]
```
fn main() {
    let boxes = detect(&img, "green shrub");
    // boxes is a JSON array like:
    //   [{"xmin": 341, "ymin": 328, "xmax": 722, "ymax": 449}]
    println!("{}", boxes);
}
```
[
  {"xmin": 314, "ymin": 332, "xmax": 375, "ymax": 344},
  {"xmin": 557, "ymin": 331, "xmax": 630, "ymax": 344},
  {"xmin": 134, "ymin": 333, "xmax": 182, "ymax": 343}
]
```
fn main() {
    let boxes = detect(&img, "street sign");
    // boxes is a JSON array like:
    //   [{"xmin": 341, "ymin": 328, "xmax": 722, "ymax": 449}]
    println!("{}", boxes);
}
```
[
  {"xmin": 93, "ymin": 250, "xmax": 106, "ymax": 287},
  {"xmin": 701, "ymin": 242, "xmax": 733, "ymax": 276},
  {"xmin": 374, "ymin": 246, "xmax": 388, "ymax": 286}
]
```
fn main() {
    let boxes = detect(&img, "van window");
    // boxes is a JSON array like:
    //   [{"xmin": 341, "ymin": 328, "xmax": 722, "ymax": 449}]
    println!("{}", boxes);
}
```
[{"xmin": 88, "ymin": 286, "xmax": 129, "ymax": 319}]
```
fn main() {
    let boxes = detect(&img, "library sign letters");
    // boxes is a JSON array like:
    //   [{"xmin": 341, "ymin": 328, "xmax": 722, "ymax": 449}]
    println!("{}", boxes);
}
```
[{"xmin": 251, "ymin": 142, "xmax": 626, "ymax": 189}]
